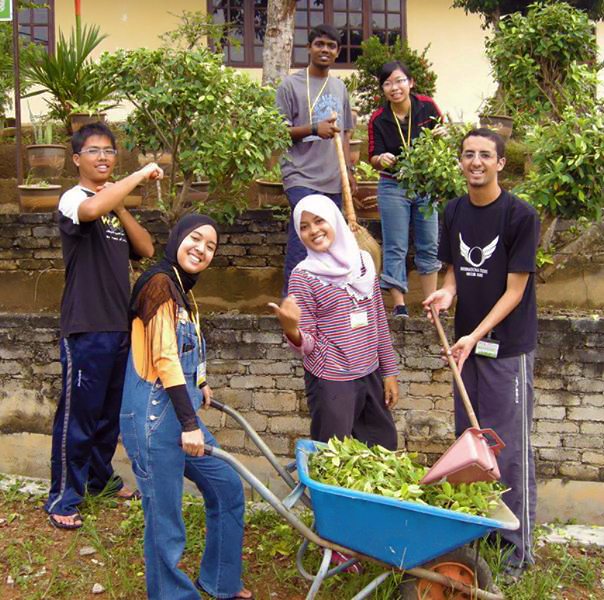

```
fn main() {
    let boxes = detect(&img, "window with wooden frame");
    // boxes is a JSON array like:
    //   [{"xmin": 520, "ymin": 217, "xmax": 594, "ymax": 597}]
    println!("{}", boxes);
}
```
[
  {"xmin": 208, "ymin": 0, "xmax": 407, "ymax": 68},
  {"xmin": 18, "ymin": 0, "xmax": 55, "ymax": 51}
]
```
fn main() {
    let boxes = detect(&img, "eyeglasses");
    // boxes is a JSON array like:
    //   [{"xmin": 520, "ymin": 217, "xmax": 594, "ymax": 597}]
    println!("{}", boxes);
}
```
[
  {"xmin": 79, "ymin": 147, "xmax": 118, "ymax": 157},
  {"xmin": 461, "ymin": 151, "xmax": 498, "ymax": 161},
  {"xmin": 382, "ymin": 77, "xmax": 409, "ymax": 90}
]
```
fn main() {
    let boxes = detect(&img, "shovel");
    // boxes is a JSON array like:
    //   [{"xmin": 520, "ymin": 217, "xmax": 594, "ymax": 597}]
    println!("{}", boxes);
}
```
[{"xmin": 420, "ymin": 305, "xmax": 505, "ymax": 485}]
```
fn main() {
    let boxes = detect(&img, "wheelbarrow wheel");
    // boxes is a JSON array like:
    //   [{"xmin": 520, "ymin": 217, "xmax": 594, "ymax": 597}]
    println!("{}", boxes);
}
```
[{"xmin": 394, "ymin": 546, "xmax": 494, "ymax": 599}]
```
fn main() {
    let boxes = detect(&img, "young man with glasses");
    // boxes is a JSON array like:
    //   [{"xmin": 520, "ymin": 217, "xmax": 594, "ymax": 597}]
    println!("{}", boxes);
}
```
[
  {"xmin": 45, "ymin": 122, "xmax": 161, "ymax": 529},
  {"xmin": 276, "ymin": 24, "xmax": 355, "ymax": 293},
  {"xmin": 424, "ymin": 128, "xmax": 540, "ymax": 580}
]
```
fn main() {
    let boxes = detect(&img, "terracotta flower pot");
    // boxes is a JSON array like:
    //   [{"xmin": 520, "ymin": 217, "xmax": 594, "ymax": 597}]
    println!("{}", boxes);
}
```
[
  {"xmin": 176, "ymin": 180, "xmax": 210, "ymax": 204},
  {"xmin": 18, "ymin": 184, "xmax": 62, "ymax": 213},
  {"xmin": 353, "ymin": 180, "xmax": 380, "ymax": 220},
  {"xmin": 479, "ymin": 114, "xmax": 513, "ymax": 141},
  {"xmin": 26, "ymin": 144, "xmax": 66, "ymax": 174},
  {"xmin": 70, "ymin": 112, "xmax": 107, "ymax": 133},
  {"xmin": 255, "ymin": 180, "xmax": 286, "ymax": 208},
  {"xmin": 349, "ymin": 139, "xmax": 362, "ymax": 166}
]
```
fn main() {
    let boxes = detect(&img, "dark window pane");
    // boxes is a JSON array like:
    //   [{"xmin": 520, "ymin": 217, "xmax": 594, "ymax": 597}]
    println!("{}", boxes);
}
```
[
  {"xmin": 348, "ymin": 12, "xmax": 362, "ymax": 28},
  {"xmin": 212, "ymin": 9, "xmax": 225, "ymax": 24},
  {"xmin": 297, "ymin": 0, "xmax": 308, "ymax": 7},
  {"xmin": 34, "ymin": 27, "xmax": 48, "ymax": 43},
  {"xmin": 349, "ymin": 0, "xmax": 362, "ymax": 9},
  {"xmin": 33, "ymin": 8, "xmax": 48, "ymax": 24},
  {"xmin": 230, "ymin": 45, "xmax": 244, "ymax": 62},
  {"xmin": 372, "ymin": 14, "xmax": 385, "ymax": 29},
  {"xmin": 387, "ymin": 13, "xmax": 401, "ymax": 28},
  {"xmin": 387, "ymin": 0, "xmax": 400, "ymax": 11},
  {"xmin": 373, "ymin": 0, "xmax": 385, "ymax": 9},
  {"xmin": 350, "ymin": 29, "xmax": 362, "ymax": 46},
  {"xmin": 255, "ymin": 27, "xmax": 265, "ymax": 43},
  {"xmin": 334, "ymin": 12, "xmax": 347, "ymax": 27},
  {"xmin": 335, "ymin": 49, "xmax": 348, "ymax": 63},
  {"xmin": 310, "ymin": 12, "xmax": 323, "ymax": 26},
  {"xmin": 375, "ymin": 30, "xmax": 386, "ymax": 44},
  {"xmin": 387, "ymin": 31, "xmax": 399, "ymax": 45},
  {"xmin": 294, "ymin": 29, "xmax": 307, "ymax": 45},
  {"xmin": 254, "ymin": 45, "xmax": 263, "ymax": 63},
  {"xmin": 294, "ymin": 47, "xmax": 308, "ymax": 64},
  {"xmin": 255, "ymin": 0, "xmax": 267, "ymax": 6},
  {"xmin": 295, "ymin": 11, "xmax": 307, "ymax": 26},
  {"xmin": 334, "ymin": 0, "xmax": 347, "ymax": 9},
  {"xmin": 350, "ymin": 46, "xmax": 362, "ymax": 62}
]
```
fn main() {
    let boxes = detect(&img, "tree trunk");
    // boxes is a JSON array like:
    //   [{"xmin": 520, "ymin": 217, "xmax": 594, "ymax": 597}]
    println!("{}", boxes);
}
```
[{"xmin": 261, "ymin": 0, "xmax": 297, "ymax": 87}]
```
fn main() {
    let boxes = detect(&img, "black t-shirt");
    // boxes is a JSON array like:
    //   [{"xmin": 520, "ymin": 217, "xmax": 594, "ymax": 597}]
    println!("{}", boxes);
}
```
[
  {"xmin": 58, "ymin": 185, "xmax": 139, "ymax": 337},
  {"xmin": 438, "ymin": 190, "xmax": 540, "ymax": 358}
]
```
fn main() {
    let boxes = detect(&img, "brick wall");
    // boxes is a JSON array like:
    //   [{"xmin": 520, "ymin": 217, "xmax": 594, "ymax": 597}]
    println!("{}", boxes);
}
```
[{"xmin": 1, "ymin": 312, "xmax": 602, "ymax": 482}]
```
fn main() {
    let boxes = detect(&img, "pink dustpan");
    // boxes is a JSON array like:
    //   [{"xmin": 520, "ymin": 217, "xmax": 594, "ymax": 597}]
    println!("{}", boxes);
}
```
[
  {"xmin": 421, "ymin": 427, "xmax": 504, "ymax": 484},
  {"xmin": 421, "ymin": 306, "xmax": 506, "ymax": 485}
]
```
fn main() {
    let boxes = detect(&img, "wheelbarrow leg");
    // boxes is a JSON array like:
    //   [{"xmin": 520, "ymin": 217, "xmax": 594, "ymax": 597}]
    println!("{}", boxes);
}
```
[
  {"xmin": 350, "ymin": 572, "xmax": 392, "ymax": 600},
  {"xmin": 305, "ymin": 548, "xmax": 332, "ymax": 600}
]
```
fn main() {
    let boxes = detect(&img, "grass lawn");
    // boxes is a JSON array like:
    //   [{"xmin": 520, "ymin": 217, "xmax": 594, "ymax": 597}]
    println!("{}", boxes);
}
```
[{"xmin": 0, "ymin": 478, "xmax": 602, "ymax": 599}]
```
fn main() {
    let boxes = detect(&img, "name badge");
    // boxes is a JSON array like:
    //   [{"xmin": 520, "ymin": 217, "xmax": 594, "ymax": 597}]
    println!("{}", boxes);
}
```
[
  {"xmin": 197, "ymin": 361, "xmax": 207, "ymax": 388},
  {"xmin": 350, "ymin": 311, "xmax": 368, "ymax": 329},
  {"xmin": 475, "ymin": 338, "xmax": 500, "ymax": 358}
]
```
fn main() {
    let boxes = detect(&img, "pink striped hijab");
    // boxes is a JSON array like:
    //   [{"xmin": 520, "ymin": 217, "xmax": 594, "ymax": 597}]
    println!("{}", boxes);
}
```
[{"xmin": 292, "ymin": 194, "xmax": 376, "ymax": 300}]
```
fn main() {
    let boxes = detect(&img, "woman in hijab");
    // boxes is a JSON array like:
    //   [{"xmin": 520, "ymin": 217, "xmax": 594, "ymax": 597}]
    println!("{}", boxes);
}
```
[
  {"xmin": 269, "ymin": 195, "xmax": 399, "ymax": 450},
  {"xmin": 121, "ymin": 214, "xmax": 253, "ymax": 600}
]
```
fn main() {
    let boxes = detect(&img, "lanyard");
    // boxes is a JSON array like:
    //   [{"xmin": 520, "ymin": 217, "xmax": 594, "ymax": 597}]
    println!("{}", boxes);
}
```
[
  {"xmin": 307, "ymin": 67, "xmax": 330, "ymax": 124},
  {"xmin": 391, "ymin": 102, "xmax": 412, "ymax": 149},
  {"xmin": 172, "ymin": 267, "xmax": 203, "ymax": 352}
]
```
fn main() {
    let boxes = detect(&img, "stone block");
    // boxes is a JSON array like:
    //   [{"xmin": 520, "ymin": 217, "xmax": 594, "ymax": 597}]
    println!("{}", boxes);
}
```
[
  {"xmin": 536, "ymin": 421, "xmax": 578, "ymax": 434},
  {"xmin": 236, "ymin": 411, "xmax": 268, "ymax": 433},
  {"xmin": 0, "ymin": 346, "xmax": 32, "ymax": 360},
  {"xmin": 398, "ymin": 370, "xmax": 431, "ymax": 383},
  {"xmin": 533, "ymin": 406, "xmax": 566, "ymax": 420},
  {"xmin": 214, "ymin": 429, "xmax": 245, "ymax": 449},
  {"xmin": 241, "ymin": 331, "xmax": 284, "ymax": 345},
  {"xmin": 274, "ymin": 376, "xmax": 305, "ymax": 391},
  {"xmin": 229, "ymin": 375, "xmax": 275, "ymax": 390},
  {"xmin": 214, "ymin": 387, "xmax": 254, "ymax": 410},
  {"xmin": 218, "ymin": 346, "xmax": 265, "ymax": 360},
  {"xmin": 397, "ymin": 396, "xmax": 434, "ymax": 411},
  {"xmin": 32, "ymin": 226, "xmax": 59, "ymax": 238},
  {"xmin": 208, "ymin": 361, "xmax": 247, "ymax": 376},
  {"xmin": 531, "ymin": 433, "xmax": 562, "ymax": 448},
  {"xmin": 200, "ymin": 409, "xmax": 224, "ymax": 429},
  {"xmin": 404, "ymin": 356, "xmax": 444, "ymax": 370},
  {"xmin": 268, "ymin": 415, "xmax": 309, "ymax": 435},
  {"xmin": 244, "ymin": 433, "xmax": 290, "ymax": 456},
  {"xmin": 566, "ymin": 378, "xmax": 604, "ymax": 394},
  {"xmin": 562, "ymin": 434, "xmax": 604, "ymax": 449},
  {"xmin": 580, "ymin": 422, "xmax": 604, "ymax": 435},
  {"xmin": 582, "ymin": 451, "xmax": 604, "ymax": 466},
  {"xmin": 582, "ymin": 394, "xmax": 604, "ymax": 408},
  {"xmin": 233, "ymin": 257, "xmax": 267, "ymax": 267},
  {"xmin": 535, "ymin": 391, "xmax": 580, "ymax": 407},
  {"xmin": 0, "ymin": 260, "xmax": 17, "ymax": 270},
  {"xmin": 249, "ymin": 362, "xmax": 294, "ymax": 376},
  {"xmin": 558, "ymin": 463, "xmax": 600, "ymax": 481},
  {"xmin": 253, "ymin": 390, "xmax": 297, "ymax": 412},
  {"xmin": 538, "ymin": 448, "xmax": 580, "ymax": 462},
  {"xmin": 18, "ymin": 237, "xmax": 50, "ymax": 249},
  {"xmin": 409, "ymin": 382, "xmax": 452, "ymax": 398},
  {"xmin": 31, "ymin": 362, "xmax": 62, "ymax": 376},
  {"xmin": 567, "ymin": 407, "xmax": 604, "ymax": 422}
]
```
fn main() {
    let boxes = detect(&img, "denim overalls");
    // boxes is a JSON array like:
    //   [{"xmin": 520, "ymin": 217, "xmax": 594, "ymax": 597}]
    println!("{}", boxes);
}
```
[{"xmin": 120, "ymin": 306, "xmax": 244, "ymax": 599}]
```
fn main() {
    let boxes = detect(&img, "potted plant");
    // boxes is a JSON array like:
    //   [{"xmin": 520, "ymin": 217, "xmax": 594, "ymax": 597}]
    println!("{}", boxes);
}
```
[
  {"xmin": 255, "ymin": 164, "xmax": 285, "ymax": 208},
  {"xmin": 176, "ymin": 179, "xmax": 210, "ymax": 204},
  {"xmin": 25, "ymin": 113, "xmax": 66, "ymax": 175},
  {"xmin": 478, "ymin": 94, "xmax": 513, "ymax": 140},
  {"xmin": 68, "ymin": 102, "xmax": 108, "ymax": 133},
  {"xmin": 18, "ymin": 178, "xmax": 62, "ymax": 213},
  {"xmin": 20, "ymin": 24, "xmax": 118, "ymax": 133},
  {"xmin": 353, "ymin": 161, "xmax": 380, "ymax": 219}
]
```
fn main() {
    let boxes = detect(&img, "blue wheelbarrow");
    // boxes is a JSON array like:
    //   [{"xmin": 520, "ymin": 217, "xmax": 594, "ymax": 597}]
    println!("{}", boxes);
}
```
[{"xmin": 206, "ymin": 400, "xmax": 518, "ymax": 599}]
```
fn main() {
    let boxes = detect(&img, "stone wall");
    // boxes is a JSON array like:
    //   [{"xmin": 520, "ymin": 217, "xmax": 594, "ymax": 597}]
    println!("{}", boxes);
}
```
[{"xmin": 1, "ymin": 312, "xmax": 603, "ymax": 483}]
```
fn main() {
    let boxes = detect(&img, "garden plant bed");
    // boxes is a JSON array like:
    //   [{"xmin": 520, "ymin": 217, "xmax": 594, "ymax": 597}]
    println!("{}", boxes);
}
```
[{"xmin": 0, "ymin": 478, "xmax": 602, "ymax": 599}]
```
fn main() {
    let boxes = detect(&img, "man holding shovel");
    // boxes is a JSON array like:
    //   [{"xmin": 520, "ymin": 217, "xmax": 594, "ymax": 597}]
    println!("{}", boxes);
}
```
[
  {"xmin": 424, "ymin": 128, "xmax": 540, "ymax": 579},
  {"xmin": 276, "ymin": 24, "xmax": 355, "ymax": 293}
]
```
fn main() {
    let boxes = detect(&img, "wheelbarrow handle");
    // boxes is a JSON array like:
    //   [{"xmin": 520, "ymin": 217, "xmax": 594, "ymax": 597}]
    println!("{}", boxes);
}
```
[
  {"xmin": 430, "ymin": 305, "xmax": 480, "ymax": 430},
  {"xmin": 208, "ymin": 398, "xmax": 226, "ymax": 411}
]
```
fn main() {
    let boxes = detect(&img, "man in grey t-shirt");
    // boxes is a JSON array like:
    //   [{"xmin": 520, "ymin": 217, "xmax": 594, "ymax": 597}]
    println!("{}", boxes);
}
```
[{"xmin": 276, "ymin": 24, "xmax": 355, "ymax": 292}]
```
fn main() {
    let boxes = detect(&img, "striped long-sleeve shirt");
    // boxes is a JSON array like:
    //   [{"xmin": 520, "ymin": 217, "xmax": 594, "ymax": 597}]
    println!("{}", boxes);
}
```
[{"xmin": 287, "ymin": 269, "xmax": 399, "ymax": 381}]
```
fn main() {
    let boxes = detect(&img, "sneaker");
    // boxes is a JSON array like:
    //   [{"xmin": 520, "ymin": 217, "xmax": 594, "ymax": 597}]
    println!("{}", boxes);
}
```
[{"xmin": 392, "ymin": 305, "xmax": 409, "ymax": 318}]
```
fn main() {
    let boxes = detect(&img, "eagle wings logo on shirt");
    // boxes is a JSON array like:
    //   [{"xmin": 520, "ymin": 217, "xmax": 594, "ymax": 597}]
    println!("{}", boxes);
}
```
[{"xmin": 459, "ymin": 234, "xmax": 499, "ymax": 268}]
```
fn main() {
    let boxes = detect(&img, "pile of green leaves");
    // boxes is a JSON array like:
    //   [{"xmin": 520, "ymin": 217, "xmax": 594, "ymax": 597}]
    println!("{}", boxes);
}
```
[
  {"xmin": 514, "ymin": 105, "xmax": 604, "ymax": 220},
  {"xmin": 308, "ymin": 437, "xmax": 504, "ymax": 517},
  {"xmin": 346, "ymin": 36, "xmax": 437, "ymax": 118},
  {"xmin": 355, "ymin": 161, "xmax": 379, "ymax": 182},
  {"xmin": 484, "ymin": 2, "xmax": 602, "ymax": 131},
  {"xmin": 395, "ymin": 123, "xmax": 471, "ymax": 205}
]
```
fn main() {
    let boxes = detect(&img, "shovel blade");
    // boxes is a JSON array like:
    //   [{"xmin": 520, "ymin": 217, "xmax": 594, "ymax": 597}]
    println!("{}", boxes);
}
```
[{"xmin": 420, "ymin": 427, "xmax": 504, "ymax": 485}]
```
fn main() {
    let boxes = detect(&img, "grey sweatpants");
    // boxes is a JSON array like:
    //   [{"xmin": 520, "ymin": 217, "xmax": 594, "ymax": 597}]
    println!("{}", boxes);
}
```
[{"xmin": 454, "ymin": 351, "xmax": 536, "ymax": 567}]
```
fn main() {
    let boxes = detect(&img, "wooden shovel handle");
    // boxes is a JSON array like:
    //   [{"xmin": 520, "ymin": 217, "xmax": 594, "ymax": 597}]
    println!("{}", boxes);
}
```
[
  {"xmin": 430, "ymin": 305, "xmax": 480, "ymax": 429},
  {"xmin": 332, "ymin": 117, "xmax": 357, "ymax": 227}
]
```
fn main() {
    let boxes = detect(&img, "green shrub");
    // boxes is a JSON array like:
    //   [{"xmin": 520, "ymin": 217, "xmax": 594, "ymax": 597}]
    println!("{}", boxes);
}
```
[
  {"xmin": 346, "ymin": 36, "xmax": 437, "ymax": 118},
  {"xmin": 98, "ymin": 47, "xmax": 290, "ymax": 224},
  {"xmin": 395, "ymin": 124, "xmax": 471, "ymax": 205},
  {"xmin": 484, "ymin": 2, "xmax": 601, "ymax": 130},
  {"xmin": 514, "ymin": 105, "xmax": 604, "ymax": 220}
]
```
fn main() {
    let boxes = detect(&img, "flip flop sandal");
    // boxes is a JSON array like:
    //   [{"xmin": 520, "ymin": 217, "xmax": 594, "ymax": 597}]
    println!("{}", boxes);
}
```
[
  {"xmin": 116, "ymin": 488, "xmax": 142, "ymax": 500},
  {"xmin": 194, "ymin": 579, "xmax": 254, "ymax": 599},
  {"xmin": 48, "ymin": 513, "xmax": 83, "ymax": 530}
]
